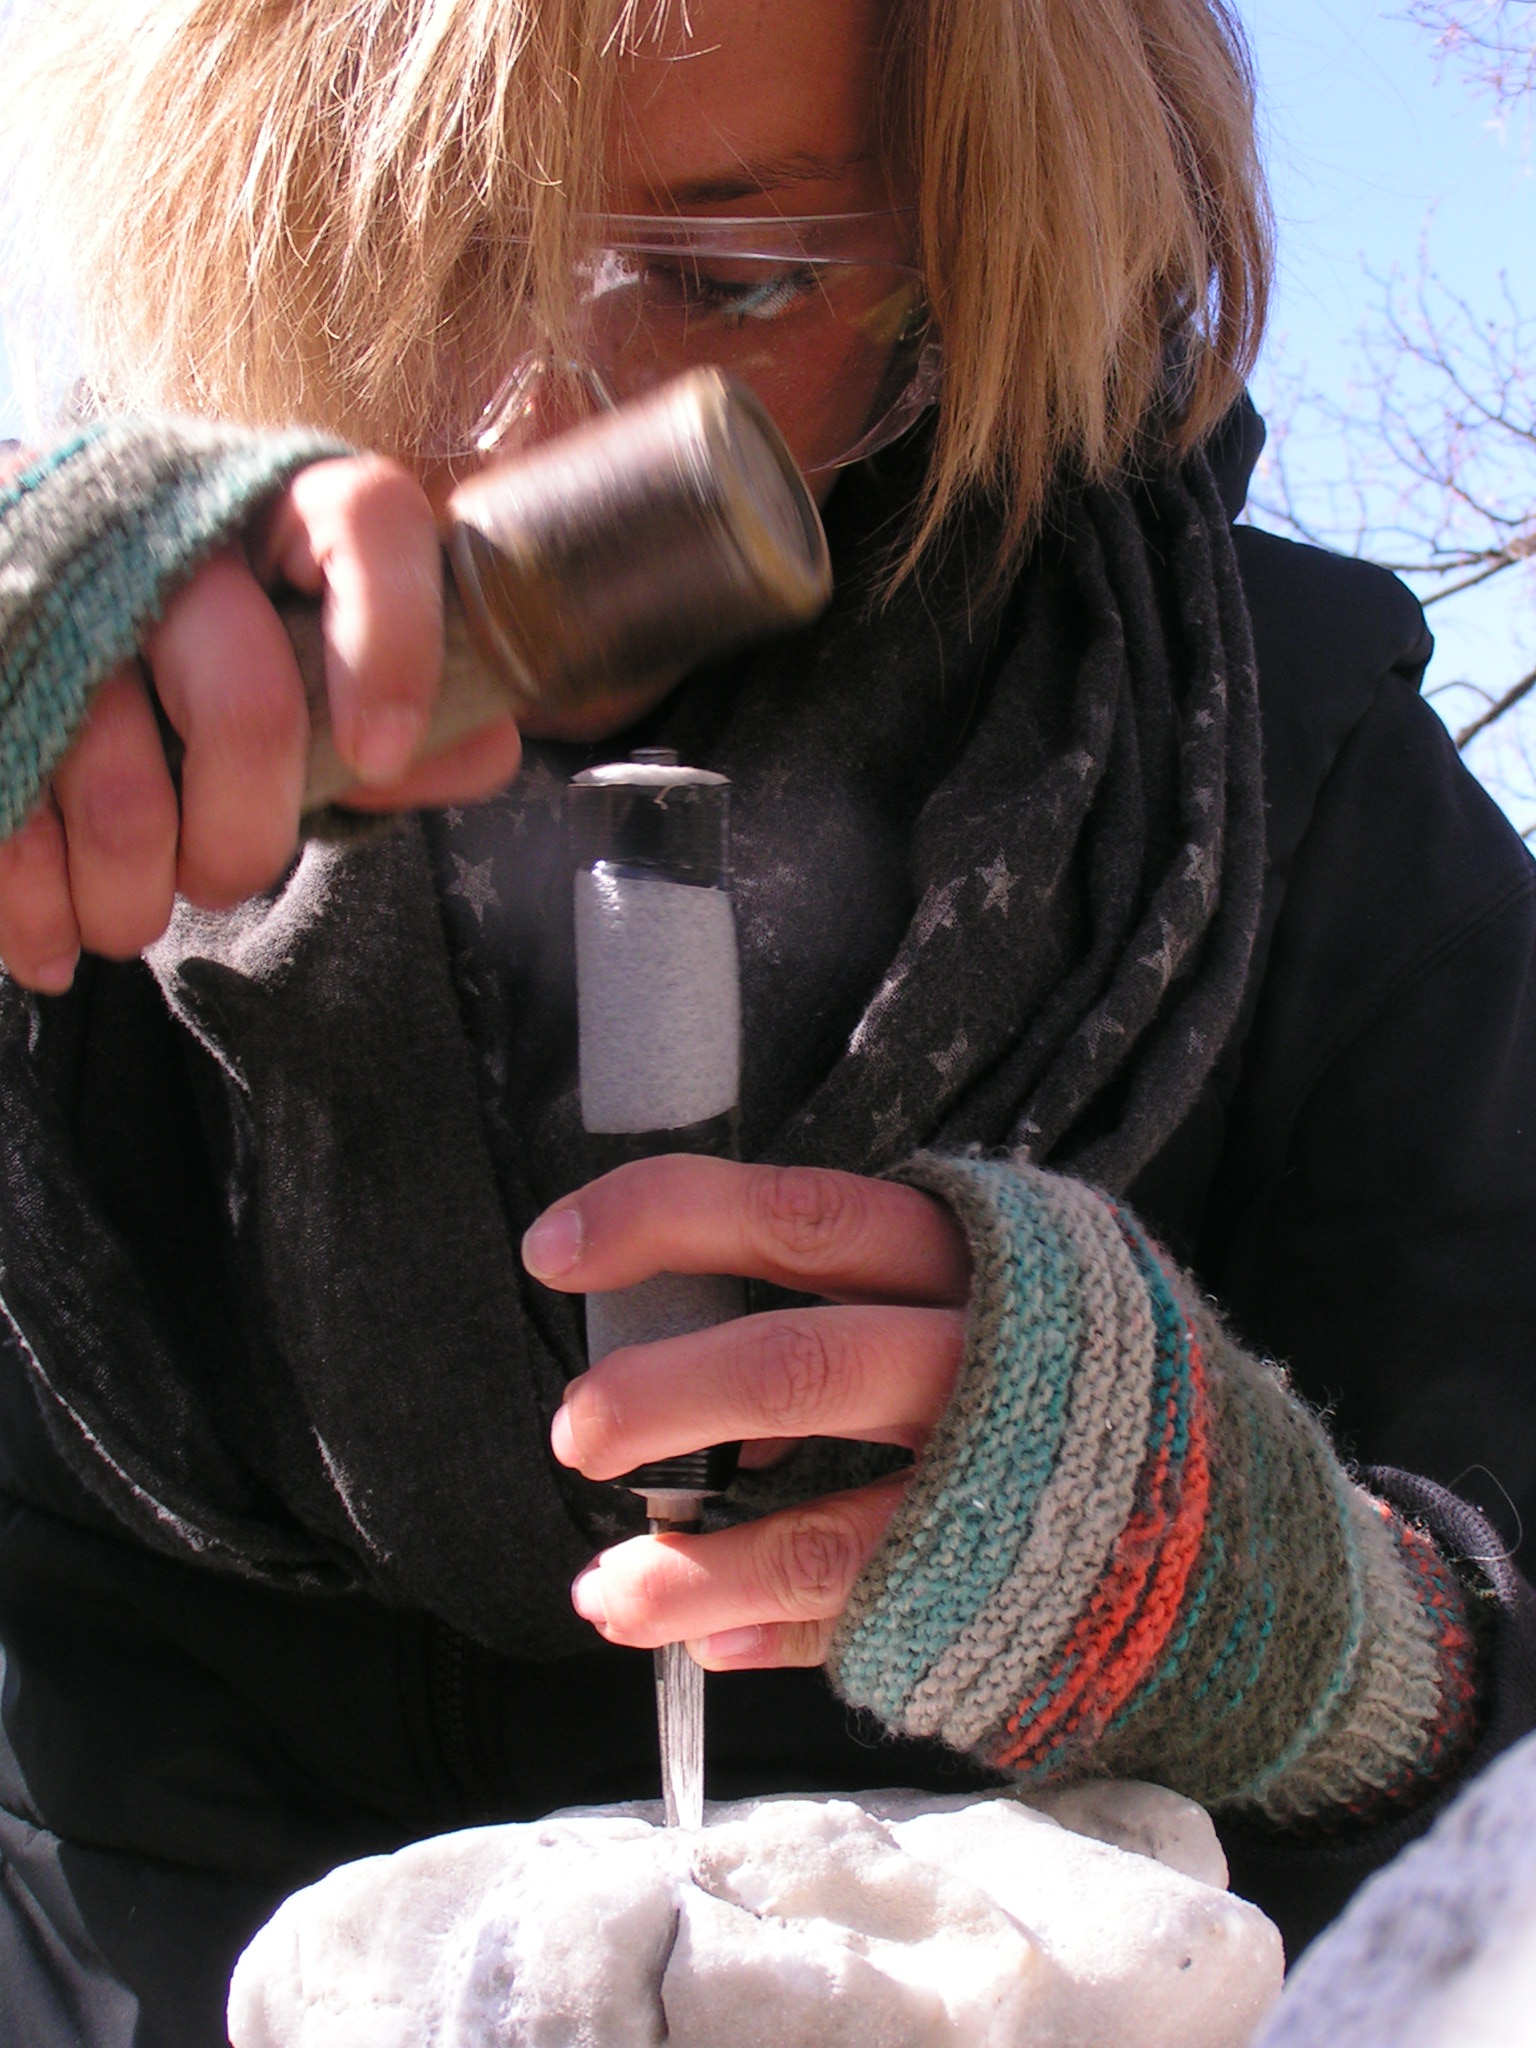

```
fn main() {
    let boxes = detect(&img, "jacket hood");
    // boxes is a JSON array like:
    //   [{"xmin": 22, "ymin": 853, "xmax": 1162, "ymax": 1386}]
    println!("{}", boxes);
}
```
[{"xmin": 1205, "ymin": 392, "xmax": 1267, "ymax": 523}]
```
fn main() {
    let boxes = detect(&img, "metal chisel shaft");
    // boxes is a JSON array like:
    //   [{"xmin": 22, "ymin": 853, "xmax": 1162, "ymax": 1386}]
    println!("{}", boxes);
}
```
[{"xmin": 651, "ymin": 1567, "xmax": 706, "ymax": 1831}]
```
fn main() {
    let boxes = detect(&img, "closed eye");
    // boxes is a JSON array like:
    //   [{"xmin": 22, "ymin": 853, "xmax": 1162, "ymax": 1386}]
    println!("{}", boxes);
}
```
[{"xmin": 641, "ymin": 261, "xmax": 821, "ymax": 326}]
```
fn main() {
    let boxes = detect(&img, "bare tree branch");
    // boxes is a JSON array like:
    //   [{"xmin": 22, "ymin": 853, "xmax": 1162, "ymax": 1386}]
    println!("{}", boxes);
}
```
[
  {"xmin": 1251, "ymin": 245, "xmax": 1536, "ymax": 823},
  {"xmin": 1405, "ymin": 2, "xmax": 1536, "ymax": 110},
  {"xmin": 1454, "ymin": 663, "xmax": 1536, "ymax": 747},
  {"xmin": 1247, "ymin": 7, "xmax": 1536, "ymax": 826}
]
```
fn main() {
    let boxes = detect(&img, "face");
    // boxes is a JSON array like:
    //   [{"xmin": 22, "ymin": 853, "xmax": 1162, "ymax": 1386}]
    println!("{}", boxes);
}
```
[
  {"xmin": 619, "ymin": 0, "xmax": 904, "ymax": 475},
  {"xmin": 475, "ymin": 0, "xmax": 897, "ymax": 737},
  {"xmin": 509, "ymin": 0, "xmax": 906, "ymax": 471},
  {"xmin": 440, "ymin": 0, "xmax": 894, "ymax": 740}
]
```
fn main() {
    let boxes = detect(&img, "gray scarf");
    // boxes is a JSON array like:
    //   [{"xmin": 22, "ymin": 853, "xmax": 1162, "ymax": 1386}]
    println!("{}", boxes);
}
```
[
  {"xmin": 436, "ymin": 442, "xmax": 1263, "ymax": 1210},
  {"xmin": 0, "ymin": 437, "xmax": 1264, "ymax": 1657}
]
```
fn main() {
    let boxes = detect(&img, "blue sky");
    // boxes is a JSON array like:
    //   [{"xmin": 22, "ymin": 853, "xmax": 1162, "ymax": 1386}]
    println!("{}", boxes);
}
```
[
  {"xmin": 3, "ymin": 3, "xmax": 1533, "ymax": 809},
  {"xmin": 1245, "ymin": 0, "xmax": 1534, "ymax": 395},
  {"xmin": 1238, "ymin": 0, "xmax": 1536, "ymax": 827}
]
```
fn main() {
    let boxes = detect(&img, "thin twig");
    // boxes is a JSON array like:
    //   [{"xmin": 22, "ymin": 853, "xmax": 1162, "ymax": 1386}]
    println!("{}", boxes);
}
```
[
  {"xmin": 1455, "ymin": 663, "xmax": 1536, "ymax": 749},
  {"xmin": 1419, "ymin": 554, "xmax": 1528, "ymax": 604}
]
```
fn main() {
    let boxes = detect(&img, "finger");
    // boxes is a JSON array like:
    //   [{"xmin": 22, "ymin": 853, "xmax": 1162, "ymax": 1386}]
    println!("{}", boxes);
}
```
[
  {"xmin": 688, "ymin": 1618, "xmax": 835, "ymax": 1671},
  {"xmin": 259, "ymin": 456, "xmax": 442, "ymax": 787},
  {"xmin": 523, "ymin": 1156, "xmax": 971, "ymax": 1306},
  {"xmin": 569, "ymin": 1479, "xmax": 905, "ymax": 1657},
  {"xmin": 0, "ymin": 794, "xmax": 80, "ymax": 991},
  {"xmin": 144, "ymin": 551, "xmax": 308, "ymax": 907},
  {"xmin": 329, "ymin": 715, "xmax": 522, "ymax": 814},
  {"xmin": 552, "ymin": 1302, "xmax": 964, "ymax": 1479},
  {"xmin": 52, "ymin": 663, "xmax": 179, "ymax": 958}
]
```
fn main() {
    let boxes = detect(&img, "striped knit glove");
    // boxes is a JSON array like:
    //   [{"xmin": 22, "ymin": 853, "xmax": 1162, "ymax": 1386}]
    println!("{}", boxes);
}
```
[
  {"xmin": 827, "ymin": 1154, "xmax": 1482, "ymax": 1828},
  {"xmin": 0, "ymin": 418, "xmax": 349, "ymax": 840}
]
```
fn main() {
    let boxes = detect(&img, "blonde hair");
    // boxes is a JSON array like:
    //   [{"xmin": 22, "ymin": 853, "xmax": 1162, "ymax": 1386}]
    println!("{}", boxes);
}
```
[{"xmin": 0, "ymin": 0, "xmax": 1270, "ymax": 587}]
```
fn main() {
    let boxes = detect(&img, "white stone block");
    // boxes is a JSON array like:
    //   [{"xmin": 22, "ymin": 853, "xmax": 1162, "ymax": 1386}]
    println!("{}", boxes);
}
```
[{"xmin": 228, "ymin": 1785, "xmax": 1283, "ymax": 2048}]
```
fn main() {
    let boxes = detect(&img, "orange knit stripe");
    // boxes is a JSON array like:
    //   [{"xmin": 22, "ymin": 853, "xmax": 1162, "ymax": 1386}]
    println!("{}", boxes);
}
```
[
  {"xmin": 993, "ymin": 1471, "xmax": 1170, "ymax": 1768},
  {"xmin": 993, "ymin": 1309, "xmax": 1211, "ymax": 1771}
]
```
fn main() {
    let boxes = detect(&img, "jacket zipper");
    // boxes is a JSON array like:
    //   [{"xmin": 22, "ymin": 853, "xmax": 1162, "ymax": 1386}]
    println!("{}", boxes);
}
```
[{"xmin": 429, "ymin": 1615, "xmax": 479, "ymax": 1811}]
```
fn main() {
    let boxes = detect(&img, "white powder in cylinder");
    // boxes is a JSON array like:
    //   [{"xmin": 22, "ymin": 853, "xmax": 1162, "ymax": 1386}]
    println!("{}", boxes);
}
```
[
  {"xmin": 574, "ymin": 867, "xmax": 740, "ymax": 1134},
  {"xmin": 575, "ymin": 863, "xmax": 745, "ymax": 1375}
]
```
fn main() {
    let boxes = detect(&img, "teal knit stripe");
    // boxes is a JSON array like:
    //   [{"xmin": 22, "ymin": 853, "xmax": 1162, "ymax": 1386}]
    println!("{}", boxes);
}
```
[
  {"xmin": 1108, "ymin": 1527, "xmax": 1225, "ymax": 1730},
  {"xmin": 982, "ymin": 1204, "xmax": 1201, "ymax": 1767},
  {"xmin": 1203, "ymin": 1579, "xmax": 1276, "ymax": 1719},
  {"xmin": 1143, "ymin": 1261, "xmax": 1366, "ymax": 1789},
  {"xmin": 1112, "ymin": 1207, "xmax": 1195, "ymax": 1472},
  {"xmin": 0, "ymin": 418, "xmax": 349, "ymax": 840},
  {"xmin": 1188, "ymin": 1365, "xmax": 1278, "ymax": 1720},
  {"xmin": 922, "ymin": 1203, "xmax": 1198, "ymax": 1777},
  {"xmin": 1224, "ymin": 1374, "xmax": 1358, "ymax": 1800},
  {"xmin": 1223, "ymin": 1408, "xmax": 1367, "ymax": 1809},
  {"xmin": 0, "ymin": 421, "xmax": 117, "ymax": 515},
  {"xmin": 826, "ymin": 1154, "xmax": 1482, "ymax": 1828},
  {"xmin": 831, "ymin": 1158, "xmax": 1086, "ymax": 1718},
  {"xmin": 893, "ymin": 1168, "xmax": 1159, "ymax": 1752},
  {"xmin": 1138, "ymin": 1345, "xmax": 1351, "ymax": 1805},
  {"xmin": 1216, "ymin": 1396, "xmax": 1284, "ymax": 1720},
  {"xmin": 1095, "ymin": 1325, "xmax": 1273, "ymax": 1783}
]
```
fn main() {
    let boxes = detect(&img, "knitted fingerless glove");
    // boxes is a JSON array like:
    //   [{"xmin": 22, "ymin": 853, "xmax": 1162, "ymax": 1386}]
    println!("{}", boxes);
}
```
[
  {"xmin": 826, "ymin": 1154, "xmax": 1482, "ymax": 1828},
  {"xmin": 0, "ymin": 418, "xmax": 349, "ymax": 838}
]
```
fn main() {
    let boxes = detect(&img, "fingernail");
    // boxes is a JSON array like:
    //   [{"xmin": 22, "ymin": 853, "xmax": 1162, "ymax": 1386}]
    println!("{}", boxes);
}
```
[
  {"xmin": 523, "ymin": 1204, "xmax": 583, "ymax": 1278},
  {"xmin": 32, "ymin": 952, "xmax": 80, "ymax": 993},
  {"xmin": 550, "ymin": 1404, "xmax": 577, "ymax": 1467},
  {"xmin": 351, "ymin": 705, "xmax": 426, "ymax": 785},
  {"xmin": 571, "ymin": 1566, "xmax": 607, "ymax": 1627},
  {"xmin": 698, "ymin": 1625, "xmax": 766, "ymax": 1662}
]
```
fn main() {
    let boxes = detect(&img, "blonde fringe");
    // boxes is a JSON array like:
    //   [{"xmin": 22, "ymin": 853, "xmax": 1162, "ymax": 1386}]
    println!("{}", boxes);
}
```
[{"xmin": 0, "ymin": 0, "xmax": 1270, "ymax": 592}]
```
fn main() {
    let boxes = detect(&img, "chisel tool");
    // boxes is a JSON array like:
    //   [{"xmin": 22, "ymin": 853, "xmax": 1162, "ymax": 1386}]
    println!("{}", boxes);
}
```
[{"xmin": 569, "ymin": 750, "xmax": 745, "ymax": 1830}]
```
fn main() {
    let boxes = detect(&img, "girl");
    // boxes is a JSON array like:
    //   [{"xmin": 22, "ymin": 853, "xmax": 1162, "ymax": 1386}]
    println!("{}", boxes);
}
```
[{"xmin": 0, "ymin": 3, "xmax": 1533, "ymax": 2041}]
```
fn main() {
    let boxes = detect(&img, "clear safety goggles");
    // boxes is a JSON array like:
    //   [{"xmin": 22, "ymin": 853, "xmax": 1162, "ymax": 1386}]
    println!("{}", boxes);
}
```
[{"xmin": 459, "ymin": 211, "xmax": 940, "ymax": 477}]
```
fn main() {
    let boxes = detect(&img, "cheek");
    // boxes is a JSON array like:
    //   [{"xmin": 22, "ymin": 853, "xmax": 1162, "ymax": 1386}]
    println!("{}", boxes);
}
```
[{"xmin": 732, "ymin": 322, "xmax": 896, "ymax": 478}]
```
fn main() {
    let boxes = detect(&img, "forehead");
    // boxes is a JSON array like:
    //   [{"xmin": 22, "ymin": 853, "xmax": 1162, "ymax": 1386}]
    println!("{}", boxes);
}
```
[{"xmin": 611, "ymin": 0, "xmax": 885, "ymax": 210}]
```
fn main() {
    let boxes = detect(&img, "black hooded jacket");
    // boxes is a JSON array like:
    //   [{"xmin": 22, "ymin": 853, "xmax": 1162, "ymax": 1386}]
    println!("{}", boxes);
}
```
[{"xmin": 1, "ymin": 409, "xmax": 1535, "ymax": 2045}]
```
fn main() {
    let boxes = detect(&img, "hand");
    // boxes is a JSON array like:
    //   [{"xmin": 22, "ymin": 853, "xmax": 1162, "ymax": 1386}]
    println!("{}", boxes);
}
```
[
  {"xmin": 0, "ymin": 455, "xmax": 522, "ymax": 993},
  {"xmin": 522, "ymin": 1155, "xmax": 972, "ymax": 1671}
]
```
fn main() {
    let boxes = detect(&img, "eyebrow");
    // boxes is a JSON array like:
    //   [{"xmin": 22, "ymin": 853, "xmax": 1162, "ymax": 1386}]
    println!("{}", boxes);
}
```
[{"xmin": 656, "ymin": 151, "xmax": 868, "ymax": 208}]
